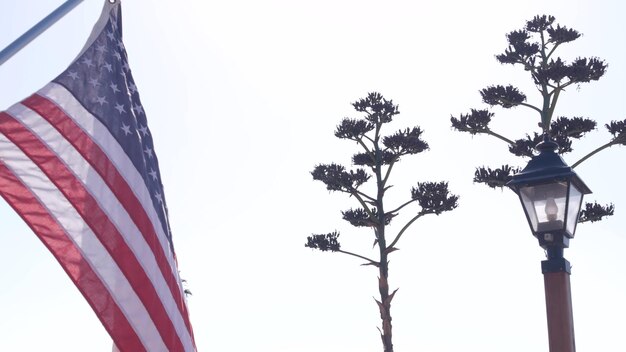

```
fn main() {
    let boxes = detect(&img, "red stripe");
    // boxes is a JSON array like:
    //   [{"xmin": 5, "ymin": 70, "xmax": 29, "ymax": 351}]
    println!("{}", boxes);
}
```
[
  {"xmin": 23, "ymin": 94, "xmax": 194, "ymax": 339},
  {"xmin": 0, "ymin": 162, "xmax": 146, "ymax": 352},
  {"xmin": 0, "ymin": 111, "xmax": 184, "ymax": 351}
]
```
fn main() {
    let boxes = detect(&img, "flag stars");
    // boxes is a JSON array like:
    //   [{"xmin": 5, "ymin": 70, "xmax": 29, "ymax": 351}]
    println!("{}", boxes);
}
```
[
  {"xmin": 121, "ymin": 123, "xmax": 132, "ymax": 136},
  {"xmin": 95, "ymin": 96, "xmax": 108, "ymax": 105},
  {"xmin": 154, "ymin": 192, "xmax": 163, "ymax": 204},
  {"xmin": 128, "ymin": 82, "xmax": 137, "ymax": 94},
  {"xmin": 103, "ymin": 62, "xmax": 113, "ymax": 72},
  {"xmin": 132, "ymin": 103, "xmax": 144, "ymax": 115},
  {"xmin": 144, "ymin": 146, "xmax": 153, "ymax": 158},
  {"xmin": 114, "ymin": 103, "xmax": 126, "ymax": 114},
  {"xmin": 149, "ymin": 169, "xmax": 158, "ymax": 181},
  {"xmin": 106, "ymin": 30, "xmax": 115, "ymax": 41},
  {"xmin": 117, "ymin": 40, "xmax": 125, "ymax": 50},
  {"xmin": 122, "ymin": 61, "xmax": 130, "ymax": 71},
  {"xmin": 110, "ymin": 83, "xmax": 121, "ymax": 94},
  {"xmin": 96, "ymin": 44, "xmax": 107, "ymax": 54},
  {"xmin": 88, "ymin": 78, "xmax": 100, "ymax": 88},
  {"xmin": 82, "ymin": 57, "xmax": 95, "ymax": 68},
  {"xmin": 67, "ymin": 71, "xmax": 79, "ymax": 80},
  {"xmin": 138, "ymin": 125, "xmax": 149, "ymax": 136},
  {"xmin": 113, "ymin": 51, "xmax": 122, "ymax": 60}
]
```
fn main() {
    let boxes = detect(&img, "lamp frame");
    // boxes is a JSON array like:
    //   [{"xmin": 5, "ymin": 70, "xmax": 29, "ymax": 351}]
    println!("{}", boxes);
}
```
[{"xmin": 507, "ymin": 136, "xmax": 591, "ymax": 249}]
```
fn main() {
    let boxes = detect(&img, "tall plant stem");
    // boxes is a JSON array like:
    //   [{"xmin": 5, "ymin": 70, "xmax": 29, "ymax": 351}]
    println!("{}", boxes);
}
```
[
  {"xmin": 374, "ymin": 132, "xmax": 394, "ymax": 352},
  {"xmin": 572, "ymin": 140, "xmax": 617, "ymax": 168},
  {"xmin": 486, "ymin": 129, "xmax": 516, "ymax": 146},
  {"xmin": 376, "ymin": 220, "xmax": 394, "ymax": 352}
]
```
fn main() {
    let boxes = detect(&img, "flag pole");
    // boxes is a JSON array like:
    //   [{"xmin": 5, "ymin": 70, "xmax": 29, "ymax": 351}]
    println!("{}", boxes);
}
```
[{"xmin": 0, "ymin": 0, "xmax": 85, "ymax": 66}]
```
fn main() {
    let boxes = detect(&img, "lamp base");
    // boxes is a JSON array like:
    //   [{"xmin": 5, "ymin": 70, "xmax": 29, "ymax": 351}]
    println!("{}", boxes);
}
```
[{"xmin": 542, "ymin": 257, "xmax": 571, "ymax": 274}]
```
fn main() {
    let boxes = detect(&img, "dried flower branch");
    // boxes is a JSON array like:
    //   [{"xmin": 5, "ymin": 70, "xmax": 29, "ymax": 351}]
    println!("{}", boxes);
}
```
[{"xmin": 308, "ymin": 93, "xmax": 457, "ymax": 352}]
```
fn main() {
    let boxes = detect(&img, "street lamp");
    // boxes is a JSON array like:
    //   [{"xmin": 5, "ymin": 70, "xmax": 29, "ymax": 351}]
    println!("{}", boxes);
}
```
[{"xmin": 507, "ymin": 136, "xmax": 591, "ymax": 352}]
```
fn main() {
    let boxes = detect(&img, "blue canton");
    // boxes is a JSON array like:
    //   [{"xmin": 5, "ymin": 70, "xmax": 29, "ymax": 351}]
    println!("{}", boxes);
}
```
[{"xmin": 52, "ymin": 7, "xmax": 173, "ymax": 247}]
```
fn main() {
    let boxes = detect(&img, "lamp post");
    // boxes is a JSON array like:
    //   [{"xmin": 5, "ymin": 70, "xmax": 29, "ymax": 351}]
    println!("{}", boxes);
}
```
[{"xmin": 507, "ymin": 136, "xmax": 591, "ymax": 352}]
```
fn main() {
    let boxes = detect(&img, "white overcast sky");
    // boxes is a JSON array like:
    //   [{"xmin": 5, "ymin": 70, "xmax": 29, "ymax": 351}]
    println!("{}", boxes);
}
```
[{"xmin": 1, "ymin": 0, "xmax": 626, "ymax": 351}]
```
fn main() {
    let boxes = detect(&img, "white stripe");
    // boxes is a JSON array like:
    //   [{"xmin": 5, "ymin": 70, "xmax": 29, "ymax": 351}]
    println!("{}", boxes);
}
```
[
  {"xmin": 38, "ymin": 83, "xmax": 183, "ymax": 289},
  {"xmin": 0, "ymin": 133, "xmax": 167, "ymax": 352},
  {"xmin": 6, "ymin": 104, "xmax": 194, "ymax": 351}
]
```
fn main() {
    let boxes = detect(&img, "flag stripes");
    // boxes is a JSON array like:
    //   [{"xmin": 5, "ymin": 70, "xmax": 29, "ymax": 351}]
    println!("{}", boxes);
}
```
[
  {"xmin": 25, "ymin": 86, "xmax": 194, "ymax": 339},
  {"xmin": 0, "ymin": 137, "xmax": 165, "ymax": 351},
  {"xmin": 0, "ymin": 162, "xmax": 146, "ymax": 351},
  {"xmin": 0, "ymin": 104, "xmax": 185, "ymax": 351},
  {"xmin": 37, "ymin": 83, "xmax": 180, "ymax": 284},
  {"xmin": 0, "ymin": 90, "xmax": 194, "ymax": 351}
]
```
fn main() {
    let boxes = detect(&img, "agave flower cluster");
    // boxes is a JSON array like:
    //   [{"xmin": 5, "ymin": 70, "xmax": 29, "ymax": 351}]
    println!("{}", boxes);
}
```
[{"xmin": 451, "ymin": 15, "xmax": 625, "ymax": 223}]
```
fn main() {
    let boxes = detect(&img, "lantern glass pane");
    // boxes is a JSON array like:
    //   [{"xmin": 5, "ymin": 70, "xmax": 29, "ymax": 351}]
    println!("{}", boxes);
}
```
[
  {"xmin": 566, "ymin": 184, "xmax": 583, "ymax": 236},
  {"xmin": 519, "ymin": 187, "xmax": 538, "ymax": 231},
  {"xmin": 519, "ymin": 182, "xmax": 568, "ymax": 233}
]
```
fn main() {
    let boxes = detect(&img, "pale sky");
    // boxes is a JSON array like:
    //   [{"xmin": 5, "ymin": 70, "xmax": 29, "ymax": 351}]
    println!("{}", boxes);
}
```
[{"xmin": 1, "ymin": 1, "xmax": 626, "ymax": 351}]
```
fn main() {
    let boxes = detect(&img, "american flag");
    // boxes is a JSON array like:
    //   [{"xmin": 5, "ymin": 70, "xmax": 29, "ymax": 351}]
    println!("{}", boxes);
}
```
[{"xmin": 0, "ymin": 2, "xmax": 196, "ymax": 351}]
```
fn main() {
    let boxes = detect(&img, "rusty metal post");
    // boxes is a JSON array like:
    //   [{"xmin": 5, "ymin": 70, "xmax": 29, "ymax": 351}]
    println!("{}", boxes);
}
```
[{"xmin": 542, "ymin": 257, "xmax": 576, "ymax": 352}]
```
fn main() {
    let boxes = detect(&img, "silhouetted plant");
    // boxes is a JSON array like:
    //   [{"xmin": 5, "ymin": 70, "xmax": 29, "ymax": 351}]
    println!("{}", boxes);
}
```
[
  {"xmin": 451, "ymin": 14, "xmax": 620, "ymax": 223},
  {"xmin": 307, "ymin": 92, "xmax": 458, "ymax": 352}
]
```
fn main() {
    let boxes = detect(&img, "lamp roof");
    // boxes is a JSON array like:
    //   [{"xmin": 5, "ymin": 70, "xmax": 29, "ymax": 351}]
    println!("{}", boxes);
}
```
[{"xmin": 507, "ymin": 137, "xmax": 592, "ymax": 194}]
